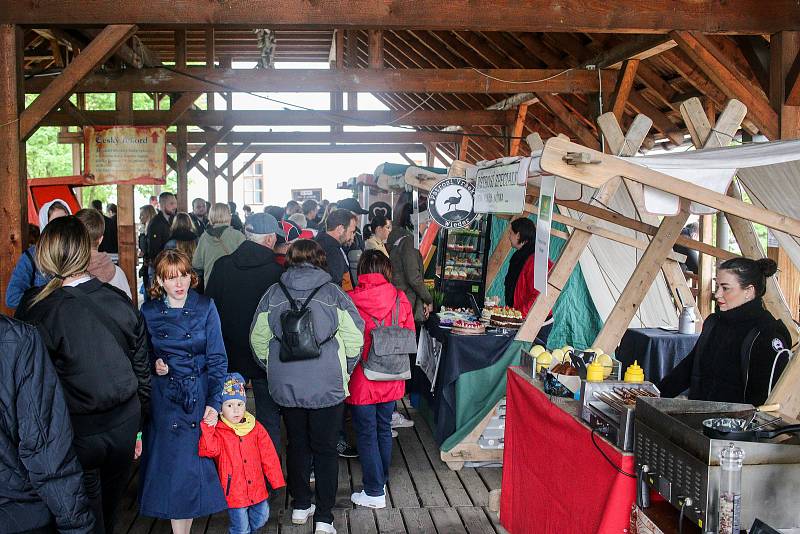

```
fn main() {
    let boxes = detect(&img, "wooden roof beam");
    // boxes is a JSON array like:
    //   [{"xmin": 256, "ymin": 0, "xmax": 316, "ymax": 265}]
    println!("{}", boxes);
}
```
[
  {"xmin": 176, "ymin": 143, "xmax": 428, "ymax": 154},
  {"xmin": 26, "ymin": 67, "xmax": 613, "ymax": 94},
  {"xmin": 672, "ymin": 30, "xmax": 778, "ymax": 139},
  {"xmin": 5, "ymin": 2, "xmax": 799, "ymax": 34},
  {"xmin": 20, "ymin": 24, "xmax": 137, "ymax": 140}
]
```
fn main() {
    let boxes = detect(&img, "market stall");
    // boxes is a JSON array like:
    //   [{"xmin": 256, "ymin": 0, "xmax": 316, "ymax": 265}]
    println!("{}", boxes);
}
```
[{"xmin": 501, "ymin": 367, "xmax": 636, "ymax": 534}]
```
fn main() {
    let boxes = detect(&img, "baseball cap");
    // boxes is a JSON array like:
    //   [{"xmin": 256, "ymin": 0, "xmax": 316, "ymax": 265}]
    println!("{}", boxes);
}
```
[
  {"xmin": 337, "ymin": 198, "xmax": 369, "ymax": 215},
  {"xmin": 245, "ymin": 213, "xmax": 285, "ymax": 237}
]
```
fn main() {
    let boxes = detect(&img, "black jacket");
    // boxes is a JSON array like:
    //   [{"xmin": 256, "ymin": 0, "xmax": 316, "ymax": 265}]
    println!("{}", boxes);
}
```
[
  {"xmin": 15, "ymin": 279, "xmax": 151, "ymax": 436},
  {"xmin": 145, "ymin": 212, "xmax": 173, "ymax": 263},
  {"xmin": 315, "ymin": 231, "xmax": 349, "ymax": 286},
  {"xmin": 205, "ymin": 241, "xmax": 284, "ymax": 379},
  {"xmin": 0, "ymin": 315, "xmax": 95, "ymax": 534},
  {"xmin": 98, "ymin": 215, "xmax": 119, "ymax": 254},
  {"xmin": 190, "ymin": 213, "xmax": 209, "ymax": 236},
  {"xmin": 505, "ymin": 241, "xmax": 535, "ymax": 307},
  {"xmin": 658, "ymin": 298, "xmax": 792, "ymax": 406}
]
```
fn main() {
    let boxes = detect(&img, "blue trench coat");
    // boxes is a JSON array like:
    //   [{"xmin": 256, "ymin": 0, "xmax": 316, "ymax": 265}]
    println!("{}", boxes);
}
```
[{"xmin": 138, "ymin": 290, "xmax": 228, "ymax": 519}]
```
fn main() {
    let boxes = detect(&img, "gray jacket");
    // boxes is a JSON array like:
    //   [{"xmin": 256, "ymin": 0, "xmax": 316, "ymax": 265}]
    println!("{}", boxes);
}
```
[
  {"xmin": 249, "ymin": 265, "xmax": 365, "ymax": 409},
  {"xmin": 389, "ymin": 228, "xmax": 432, "ymax": 323}
]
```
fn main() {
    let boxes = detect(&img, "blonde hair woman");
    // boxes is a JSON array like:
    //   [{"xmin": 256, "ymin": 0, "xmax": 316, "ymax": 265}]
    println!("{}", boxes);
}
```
[
  {"xmin": 15, "ymin": 216, "xmax": 150, "ymax": 534},
  {"xmin": 165, "ymin": 212, "xmax": 199, "ymax": 260},
  {"xmin": 192, "ymin": 203, "xmax": 245, "ymax": 286}
]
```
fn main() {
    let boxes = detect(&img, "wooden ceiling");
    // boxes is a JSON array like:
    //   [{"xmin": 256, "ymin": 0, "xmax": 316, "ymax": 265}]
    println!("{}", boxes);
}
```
[{"xmin": 19, "ymin": 25, "xmax": 781, "ymax": 164}]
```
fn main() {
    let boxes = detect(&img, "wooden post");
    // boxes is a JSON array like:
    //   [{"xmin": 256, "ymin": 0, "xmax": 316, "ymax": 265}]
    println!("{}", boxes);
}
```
[
  {"xmin": 115, "ymin": 91, "xmax": 137, "ymax": 306},
  {"xmin": 515, "ymin": 114, "xmax": 651, "ymax": 343},
  {"xmin": 368, "ymin": 30, "xmax": 383, "ymax": 69},
  {"xmin": 206, "ymin": 28, "xmax": 216, "ymax": 204},
  {"xmin": 610, "ymin": 59, "xmax": 639, "ymax": 122},
  {"xmin": 590, "ymin": 99, "xmax": 745, "ymax": 353},
  {"xmin": 0, "ymin": 25, "xmax": 26, "ymax": 315},
  {"xmin": 347, "ymin": 30, "xmax": 358, "ymax": 110},
  {"xmin": 698, "ymin": 214, "xmax": 715, "ymax": 319},
  {"xmin": 458, "ymin": 132, "xmax": 471, "ymax": 161},
  {"xmin": 330, "ymin": 30, "xmax": 344, "ymax": 135},
  {"xmin": 175, "ymin": 29, "xmax": 188, "ymax": 211},
  {"xmin": 769, "ymin": 31, "xmax": 800, "ymax": 139}
]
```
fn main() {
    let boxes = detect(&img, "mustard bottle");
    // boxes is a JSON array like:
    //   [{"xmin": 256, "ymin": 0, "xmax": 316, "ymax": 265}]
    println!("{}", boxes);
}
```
[
  {"xmin": 624, "ymin": 360, "xmax": 645, "ymax": 383},
  {"xmin": 585, "ymin": 359, "xmax": 605, "ymax": 382}
]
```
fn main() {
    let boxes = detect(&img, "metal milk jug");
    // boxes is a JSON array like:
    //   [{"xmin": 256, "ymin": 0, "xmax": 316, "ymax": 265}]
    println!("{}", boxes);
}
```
[{"xmin": 678, "ymin": 305, "xmax": 696, "ymax": 334}]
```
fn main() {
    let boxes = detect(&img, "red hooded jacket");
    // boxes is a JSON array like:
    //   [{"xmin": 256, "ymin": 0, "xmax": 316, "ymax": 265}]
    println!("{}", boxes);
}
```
[
  {"xmin": 198, "ymin": 418, "xmax": 285, "ymax": 509},
  {"xmin": 514, "ymin": 254, "xmax": 554, "ymax": 317},
  {"xmin": 346, "ymin": 273, "xmax": 415, "ymax": 405}
]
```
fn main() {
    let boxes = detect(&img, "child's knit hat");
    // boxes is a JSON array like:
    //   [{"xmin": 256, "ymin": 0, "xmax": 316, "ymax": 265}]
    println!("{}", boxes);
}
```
[{"xmin": 221, "ymin": 373, "xmax": 247, "ymax": 403}]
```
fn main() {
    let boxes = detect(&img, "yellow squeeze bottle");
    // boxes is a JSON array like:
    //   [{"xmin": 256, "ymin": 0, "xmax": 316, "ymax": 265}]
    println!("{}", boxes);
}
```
[{"xmin": 624, "ymin": 360, "xmax": 645, "ymax": 383}]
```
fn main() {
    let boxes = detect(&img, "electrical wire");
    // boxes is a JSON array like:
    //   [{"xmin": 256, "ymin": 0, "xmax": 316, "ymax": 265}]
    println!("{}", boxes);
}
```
[
  {"xmin": 155, "ymin": 64, "xmax": 527, "ymax": 142},
  {"xmin": 678, "ymin": 500, "xmax": 686, "ymax": 534},
  {"xmin": 468, "ymin": 67, "xmax": 574, "ymax": 84},
  {"xmin": 590, "ymin": 427, "xmax": 636, "ymax": 478}
]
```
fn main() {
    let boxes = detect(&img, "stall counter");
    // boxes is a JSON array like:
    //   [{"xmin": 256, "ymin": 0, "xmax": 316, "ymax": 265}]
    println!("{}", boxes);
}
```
[{"xmin": 501, "ymin": 367, "xmax": 636, "ymax": 534}]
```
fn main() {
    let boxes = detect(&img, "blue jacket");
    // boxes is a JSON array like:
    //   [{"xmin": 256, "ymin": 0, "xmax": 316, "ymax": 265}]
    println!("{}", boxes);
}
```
[
  {"xmin": 138, "ymin": 291, "xmax": 228, "ymax": 519},
  {"xmin": 0, "ymin": 315, "xmax": 94, "ymax": 533},
  {"xmin": 5, "ymin": 245, "xmax": 49, "ymax": 309}
]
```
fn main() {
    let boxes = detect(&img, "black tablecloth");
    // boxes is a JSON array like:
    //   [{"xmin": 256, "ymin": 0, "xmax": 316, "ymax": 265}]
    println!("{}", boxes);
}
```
[
  {"xmin": 616, "ymin": 328, "xmax": 699, "ymax": 384},
  {"xmin": 422, "ymin": 319, "xmax": 516, "ymax": 445}
]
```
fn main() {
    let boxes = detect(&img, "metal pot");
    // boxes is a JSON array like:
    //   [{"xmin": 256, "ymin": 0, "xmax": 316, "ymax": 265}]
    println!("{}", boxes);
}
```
[{"xmin": 702, "ymin": 417, "xmax": 800, "ymax": 442}]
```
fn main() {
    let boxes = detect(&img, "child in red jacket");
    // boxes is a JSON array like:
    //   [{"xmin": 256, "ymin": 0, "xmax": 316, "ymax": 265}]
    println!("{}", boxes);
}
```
[{"xmin": 199, "ymin": 373, "xmax": 285, "ymax": 534}]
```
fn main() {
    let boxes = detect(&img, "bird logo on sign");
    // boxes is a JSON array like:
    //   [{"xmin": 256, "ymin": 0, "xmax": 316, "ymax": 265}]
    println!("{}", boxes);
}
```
[{"xmin": 428, "ymin": 178, "xmax": 476, "ymax": 229}]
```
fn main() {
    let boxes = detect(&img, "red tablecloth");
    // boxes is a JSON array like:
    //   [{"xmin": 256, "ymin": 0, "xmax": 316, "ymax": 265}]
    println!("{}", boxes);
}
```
[{"xmin": 501, "ymin": 368, "xmax": 636, "ymax": 534}]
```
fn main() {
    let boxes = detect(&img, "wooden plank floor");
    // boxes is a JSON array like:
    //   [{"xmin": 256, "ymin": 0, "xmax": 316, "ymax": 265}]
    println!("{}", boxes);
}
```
[{"xmin": 117, "ymin": 398, "xmax": 507, "ymax": 534}]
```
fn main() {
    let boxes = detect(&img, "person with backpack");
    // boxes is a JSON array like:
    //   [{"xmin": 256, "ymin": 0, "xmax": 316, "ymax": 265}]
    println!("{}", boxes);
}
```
[
  {"xmin": 658, "ymin": 257, "xmax": 792, "ymax": 406},
  {"xmin": 250, "ymin": 239, "xmax": 364, "ymax": 534},
  {"xmin": 15, "ymin": 216, "xmax": 151, "ymax": 534},
  {"xmin": 346, "ymin": 251, "xmax": 415, "ymax": 509}
]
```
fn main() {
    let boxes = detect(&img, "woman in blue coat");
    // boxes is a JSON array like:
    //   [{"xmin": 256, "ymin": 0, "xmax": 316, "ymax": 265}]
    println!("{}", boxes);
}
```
[{"xmin": 139, "ymin": 249, "xmax": 228, "ymax": 533}]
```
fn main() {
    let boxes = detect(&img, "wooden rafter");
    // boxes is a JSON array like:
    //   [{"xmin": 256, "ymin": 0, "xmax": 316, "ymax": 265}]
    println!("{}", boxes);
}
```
[
  {"xmin": 20, "ymin": 24, "xmax": 137, "ymax": 140},
  {"xmin": 672, "ymin": 30, "xmax": 779, "ymax": 139},
  {"xmin": 6, "ymin": 2, "xmax": 798, "ymax": 34},
  {"xmin": 610, "ymin": 59, "xmax": 639, "ymax": 122}
]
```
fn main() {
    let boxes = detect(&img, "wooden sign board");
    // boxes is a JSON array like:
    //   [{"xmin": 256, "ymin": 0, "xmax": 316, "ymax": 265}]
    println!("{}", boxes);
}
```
[
  {"xmin": 84, "ymin": 126, "xmax": 166, "ymax": 185},
  {"xmin": 474, "ymin": 159, "xmax": 528, "ymax": 214}
]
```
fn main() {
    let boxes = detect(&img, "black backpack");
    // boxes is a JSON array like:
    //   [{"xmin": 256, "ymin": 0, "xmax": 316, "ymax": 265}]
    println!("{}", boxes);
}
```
[{"xmin": 275, "ymin": 280, "xmax": 336, "ymax": 362}]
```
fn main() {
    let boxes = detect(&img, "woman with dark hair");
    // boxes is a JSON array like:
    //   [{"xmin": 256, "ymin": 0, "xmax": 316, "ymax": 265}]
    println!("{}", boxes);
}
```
[
  {"xmin": 505, "ymin": 217, "xmax": 554, "ymax": 343},
  {"xmin": 138, "ymin": 249, "xmax": 228, "ymax": 533},
  {"xmin": 346, "ymin": 251, "xmax": 414, "ymax": 509},
  {"xmin": 15, "ymin": 216, "xmax": 150, "ymax": 534},
  {"xmin": 165, "ymin": 212, "xmax": 199, "ymax": 260},
  {"xmin": 250, "ymin": 239, "xmax": 364, "ymax": 534},
  {"xmin": 364, "ymin": 216, "xmax": 392, "ymax": 257},
  {"xmin": 387, "ymin": 203, "xmax": 432, "ymax": 327},
  {"xmin": 659, "ymin": 257, "xmax": 792, "ymax": 406}
]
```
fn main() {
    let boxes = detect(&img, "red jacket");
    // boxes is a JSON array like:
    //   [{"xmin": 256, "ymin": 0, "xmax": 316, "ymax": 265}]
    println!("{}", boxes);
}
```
[
  {"xmin": 198, "ymin": 419, "xmax": 285, "ymax": 509},
  {"xmin": 346, "ymin": 273, "xmax": 415, "ymax": 405},
  {"xmin": 514, "ymin": 254, "xmax": 554, "ymax": 317}
]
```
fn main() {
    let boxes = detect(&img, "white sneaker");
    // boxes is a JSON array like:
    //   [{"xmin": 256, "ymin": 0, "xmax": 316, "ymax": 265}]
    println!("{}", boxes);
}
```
[
  {"xmin": 391, "ymin": 429, "xmax": 399, "ymax": 438},
  {"xmin": 292, "ymin": 504, "xmax": 315, "ymax": 524},
  {"xmin": 351, "ymin": 490, "xmax": 386, "ymax": 509},
  {"xmin": 314, "ymin": 521, "xmax": 337, "ymax": 534},
  {"xmin": 391, "ymin": 412, "xmax": 414, "ymax": 428}
]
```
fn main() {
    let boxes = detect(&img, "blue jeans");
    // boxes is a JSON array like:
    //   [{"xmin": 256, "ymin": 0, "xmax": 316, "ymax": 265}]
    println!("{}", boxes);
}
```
[
  {"xmin": 350, "ymin": 401, "xmax": 395, "ymax": 497},
  {"xmin": 228, "ymin": 499, "xmax": 269, "ymax": 534}
]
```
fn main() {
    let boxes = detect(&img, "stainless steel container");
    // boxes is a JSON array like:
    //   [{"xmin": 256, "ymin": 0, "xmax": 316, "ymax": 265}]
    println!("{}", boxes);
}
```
[
  {"xmin": 579, "ymin": 380, "xmax": 660, "ymax": 451},
  {"xmin": 635, "ymin": 397, "xmax": 800, "ymax": 532}
]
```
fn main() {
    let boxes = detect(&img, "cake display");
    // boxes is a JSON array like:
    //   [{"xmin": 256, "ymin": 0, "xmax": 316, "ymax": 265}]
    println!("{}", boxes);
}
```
[
  {"xmin": 451, "ymin": 319, "xmax": 486, "ymax": 335},
  {"xmin": 489, "ymin": 306, "xmax": 524, "ymax": 328}
]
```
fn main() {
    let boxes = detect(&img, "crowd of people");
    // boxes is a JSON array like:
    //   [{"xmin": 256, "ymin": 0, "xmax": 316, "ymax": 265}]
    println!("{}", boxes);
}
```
[{"xmin": 2, "ymin": 192, "xmax": 433, "ymax": 534}]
